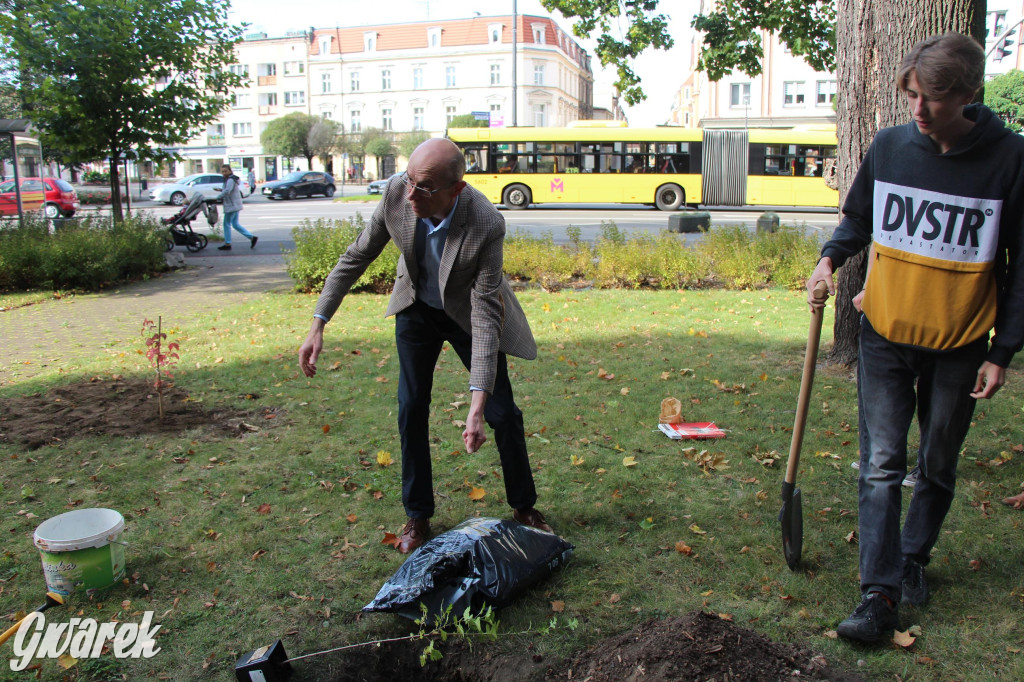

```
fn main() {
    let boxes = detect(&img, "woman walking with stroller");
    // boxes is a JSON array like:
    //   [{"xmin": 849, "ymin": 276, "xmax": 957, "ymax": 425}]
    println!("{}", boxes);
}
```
[{"xmin": 215, "ymin": 164, "xmax": 257, "ymax": 251}]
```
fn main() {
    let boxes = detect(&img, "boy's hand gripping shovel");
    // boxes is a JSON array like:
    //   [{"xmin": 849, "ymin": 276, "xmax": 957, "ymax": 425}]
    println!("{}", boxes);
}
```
[{"xmin": 780, "ymin": 281, "xmax": 829, "ymax": 570}]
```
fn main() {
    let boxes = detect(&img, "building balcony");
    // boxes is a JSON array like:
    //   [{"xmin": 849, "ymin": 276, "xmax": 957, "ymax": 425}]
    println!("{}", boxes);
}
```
[
  {"xmin": 258, "ymin": 106, "xmax": 277, "ymax": 115},
  {"xmin": 258, "ymin": 75, "xmax": 277, "ymax": 86},
  {"xmin": 207, "ymin": 134, "xmax": 225, "ymax": 145}
]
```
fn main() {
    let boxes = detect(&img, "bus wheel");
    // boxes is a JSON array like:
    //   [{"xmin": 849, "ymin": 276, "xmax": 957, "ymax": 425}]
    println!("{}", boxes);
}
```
[
  {"xmin": 655, "ymin": 184, "xmax": 685, "ymax": 211},
  {"xmin": 502, "ymin": 184, "xmax": 531, "ymax": 210}
]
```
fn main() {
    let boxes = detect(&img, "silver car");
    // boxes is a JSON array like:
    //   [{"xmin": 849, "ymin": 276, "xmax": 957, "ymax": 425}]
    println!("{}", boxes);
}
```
[{"xmin": 149, "ymin": 173, "xmax": 252, "ymax": 206}]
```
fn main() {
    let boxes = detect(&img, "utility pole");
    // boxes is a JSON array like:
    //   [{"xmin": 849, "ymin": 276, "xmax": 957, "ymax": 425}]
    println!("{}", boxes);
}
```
[{"xmin": 512, "ymin": 0, "xmax": 517, "ymax": 126}]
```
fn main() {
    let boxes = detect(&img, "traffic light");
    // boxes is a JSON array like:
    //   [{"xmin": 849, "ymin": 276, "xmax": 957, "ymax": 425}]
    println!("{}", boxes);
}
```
[{"xmin": 999, "ymin": 29, "xmax": 1017, "ymax": 60}]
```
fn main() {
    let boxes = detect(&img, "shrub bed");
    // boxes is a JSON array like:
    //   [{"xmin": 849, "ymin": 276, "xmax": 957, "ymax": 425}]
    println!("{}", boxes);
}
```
[
  {"xmin": 288, "ymin": 218, "xmax": 822, "ymax": 293},
  {"xmin": 0, "ymin": 214, "xmax": 167, "ymax": 291}
]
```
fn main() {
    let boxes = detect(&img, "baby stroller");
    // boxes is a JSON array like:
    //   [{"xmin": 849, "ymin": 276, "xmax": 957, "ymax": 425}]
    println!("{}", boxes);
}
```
[{"xmin": 161, "ymin": 192, "xmax": 217, "ymax": 252}]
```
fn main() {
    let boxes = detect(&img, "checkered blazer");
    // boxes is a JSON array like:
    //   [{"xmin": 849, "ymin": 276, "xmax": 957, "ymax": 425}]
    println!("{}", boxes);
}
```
[{"xmin": 313, "ymin": 176, "xmax": 536, "ymax": 393}]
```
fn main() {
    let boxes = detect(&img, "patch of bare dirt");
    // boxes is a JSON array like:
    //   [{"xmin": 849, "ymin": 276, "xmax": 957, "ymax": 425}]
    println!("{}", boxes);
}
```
[
  {"xmin": 320, "ymin": 611, "xmax": 861, "ymax": 682},
  {"xmin": 0, "ymin": 377, "xmax": 279, "ymax": 449}
]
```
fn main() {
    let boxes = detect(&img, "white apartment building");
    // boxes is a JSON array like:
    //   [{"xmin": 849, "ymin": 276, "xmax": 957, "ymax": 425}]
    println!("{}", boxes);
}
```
[
  {"xmin": 671, "ymin": 30, "xmax": 837, "ymax": 129},
  {"xmin": 985, "ymin": 0, "xmax": 1024, "ymax": 76},
  {"xmin": 161, "ymin": 15, "xmax": 593, "ymax": 181}
]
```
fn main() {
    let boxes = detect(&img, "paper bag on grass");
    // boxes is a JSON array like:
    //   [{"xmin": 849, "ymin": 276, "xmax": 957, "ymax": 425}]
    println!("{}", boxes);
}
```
[{"xmin": 660, "ymin": 397, "xmax": 682, "ymax": 424}]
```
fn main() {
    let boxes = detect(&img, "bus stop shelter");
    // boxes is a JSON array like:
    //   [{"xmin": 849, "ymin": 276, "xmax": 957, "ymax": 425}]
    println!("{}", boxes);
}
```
[{"xmin": 0, "ymin": 119, "xmax": 46, "ymax": 224}]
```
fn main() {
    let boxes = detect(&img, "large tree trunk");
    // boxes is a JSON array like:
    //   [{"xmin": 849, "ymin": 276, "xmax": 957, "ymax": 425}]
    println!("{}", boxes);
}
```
[
  {"xmin": 829, "ymin": 0, "xmax": 985, "ymax": 365},
  {"xmin": 108, "ymin": 150, "xmax": 124, "ymax": 223}
]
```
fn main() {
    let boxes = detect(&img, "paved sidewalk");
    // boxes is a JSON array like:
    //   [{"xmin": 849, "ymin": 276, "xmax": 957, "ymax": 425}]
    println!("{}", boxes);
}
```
[{"xmin": 0, "ymin": 250, "xmax": 294, "ymax": 385}]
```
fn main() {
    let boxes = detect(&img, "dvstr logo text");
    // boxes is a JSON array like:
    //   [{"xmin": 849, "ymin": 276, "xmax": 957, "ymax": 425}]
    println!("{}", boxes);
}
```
[
  {"xmin": 882, "ymin": 193, "xmax": 987, "ymax": 247},
  {"xmin": 10, "ymin": 611, "xmax": 161, "ymax": 671}
]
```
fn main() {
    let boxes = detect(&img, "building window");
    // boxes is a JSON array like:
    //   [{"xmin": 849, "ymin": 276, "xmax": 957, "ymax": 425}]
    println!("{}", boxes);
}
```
[
  {"xmin": 490, "ymin": 64, "xmax": 501, "ymax": 86},
  {"xmin": 258, "ymin": 63, "xmax": 277, "ymax": 76},
  {"xmin": 283, "ymin": 61, "xmax": 304, "ymax": 76},
  {"xmin": 413, "ymin": 106, "xmax": 424, "ymax": 131},
  {"xmin": 488, "ymin": 23, "xmax": 502, "ymax": 45},
  {"xmin": 445, "ymin": 66, "xmax": 456, "ymax": 88},
  {"xmin": 322, "ymin": 111, "xmax": 332, "ymax": 119},
  {"xmin": 228, "ymin": 64, "xmax": 249, "ymax": 78},
  {"xmin": 232, "ymin": 122, "xmax": 252, "ymax": 136},
  {"xmin": 381, "ymin": 69, "xmax": 391, "ymax": 90},
  {"xmin": 413, "ymin": 67, "xmax": 424, "ymax": 89},
  {"xmin": 783, "ymin": 81, "xmax": 805, "ymax": 105},
  {"xmin": 683, "ymin": 112, "xmax": 691, "ymax": 126},
  {"xmin": 350, "ymin": 109, "xmax": 361, "ymax": 133},
  {"xmin": 533, "ymin": 63, "xmax": 545, "ymax": 86},
  {"xmin": 532, "ymin": 24, "xmax": 546, "ymax": 44},
  {"xmin": 284, "ymin": 91, "xmax": 305, "ymax": 106},
  {"xmin": 232, "ymin": 93, "xmax": 250, "ymax": 108},
  {"xmin": 730, "ymin": 83, "xmax": 750, "ymax": 107},
  {"xmin": 816, "ymin": 80, "xmax": 837, "ymax": 106},
  {"xmin": 364, "ymin": 32, "xmax": 376, "ymax": 52},
  {"xmin": 321, "ymin": 73, "xmax": 332, "ymax": 93},
  {"xmin": 428, "ymin": 27, "xmax": 441, "ymax": 48},
  {"xmin": 490, "ymin": 103, "xmax": 502, "ymax": 114},
  {"xmin": 319, "ymin": 36, "xmax": 332, "ymax": 55},
  {"xmin": 258, "ymin": 92, "xmax": 277, "ymax": 107},
  {"xmin": 382, "ymin": 108, "xmax": 392, "ymax": 131},
  {"xmin": 533, "ymin": 103, "xmax": 546, "ymax": 127},
  {"xmin": 350, "ymin": 71, "xmax": 360, "ymax": 92},
  {"xmin": 446, "ymin": 105, "xmax": 457, "ymax": 124}
]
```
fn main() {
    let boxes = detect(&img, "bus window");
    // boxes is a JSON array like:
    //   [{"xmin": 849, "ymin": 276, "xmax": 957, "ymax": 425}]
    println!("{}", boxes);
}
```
[
  {"xmin": 536, "ymin": 142, "xmax": 577, "ymax": 173},
  {"xmin": 623, "ymin": 143, "xmax": 653, "ymax": 173},
  {"xmin": 654, "ymin": 143, "xmax": 690, "ymax": 174},
  {"xmin": 493, "ymin": 142, "xmax": 531, "ymax": 173},
  {"xmin": 463, "ymin": 145, "xmax": 488, "ymax": 173},
  {"xmin": 765, "ymin": 144, "xmax": 836, "ymax": 177},
  {"xmin": 580, "ymin": 143, "xmax": 622, "ymax": 173},
  {"xmin": 764, "ymin": 145, "xmax": 794, "ymax": 176}
]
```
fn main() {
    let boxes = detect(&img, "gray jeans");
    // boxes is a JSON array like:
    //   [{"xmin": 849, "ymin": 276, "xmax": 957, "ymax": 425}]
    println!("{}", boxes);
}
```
[{"xmin": 856, "ymin": 316, "xmax": 987, "ymax": 601}]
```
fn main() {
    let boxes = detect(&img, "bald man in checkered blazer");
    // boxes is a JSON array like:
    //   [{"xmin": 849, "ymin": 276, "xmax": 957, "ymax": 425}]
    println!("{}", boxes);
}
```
[{"xmin": 299, "ymin": 138, "xmax": 552, "ymax": 553}]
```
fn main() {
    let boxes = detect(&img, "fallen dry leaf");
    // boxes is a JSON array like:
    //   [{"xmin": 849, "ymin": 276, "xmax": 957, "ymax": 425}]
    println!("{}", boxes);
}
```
[
  {"xmin": 844, "ymin": 530, "xmax": 857, "ymax": 544},
  {"xmin": 57, "ymin": 654, "xmax": 78, "ymax": 670},
  {"xmin": 381, "ymin": 532, "xmax": 401, "ymax": 548},
  {"xmin": 622, "ymin": 456, "xmax": 638, "ymax": 467},
  {"xmin": 250, "ymin": 549, "xmax": 266, "ymax": 561},
  {"xmin": 256, "ymin": 503, "xmax": 271, "ymax": 515},
  {"xmin": 893, "ymin": 629, "xmax": 916, "ymax": 648},
  {"xmin": 608, "ymin": 593, "xmax": 621, "ymax": 604},
  {"xmin": 675, "ymin": 541, "xmax": 693, "ymax": 555},
  {"xmin": 551, "ymin": 600, "xmax": 565, "ymax": 613},
  {"xmin": 917, "ymin": 656, "xmax": 935, "ymax": 665},
  {"xmin": 718, "ymin": 613, "xmax": 733, "ymax": 622},
  {"xmin": 376, "ymin": 450, "xmax": 393, "ymax": 467},
  {"xmin": 689, "ymin": 523, "xmax": 707, "ymax": 535},
  {"xmin": 469, "ymin": 486, "xmax": 486, "ymax": 501},
  {"xmin": 322, "ymin": 425, "xmax": 331, "ymax": 433},
  {"xmin": 824, "ymin": 630, "xmax": 838, "ymax": 639},
  {"xmin": 346, "ymin": 514, "xmax": 357, "ymax": 523}
]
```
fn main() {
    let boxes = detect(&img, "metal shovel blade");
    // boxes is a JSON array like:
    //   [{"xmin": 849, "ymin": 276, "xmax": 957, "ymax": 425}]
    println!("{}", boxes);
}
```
[{"xmin": 779, "ymin": 481, "xmax": 803, "ymax": 570}]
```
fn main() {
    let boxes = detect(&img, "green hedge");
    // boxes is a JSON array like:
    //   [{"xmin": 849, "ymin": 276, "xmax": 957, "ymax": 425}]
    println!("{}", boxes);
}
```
[
  {"xmin": 286, "ymin": 220, "xmax": 823, "ymax": 294},
  {"xmin": 0, "ymin": 214, "xmax": 167, "ymax": 291},
  {"xmin": 286, "ymin": 217, "xmax": 400, "ymax": 293}
]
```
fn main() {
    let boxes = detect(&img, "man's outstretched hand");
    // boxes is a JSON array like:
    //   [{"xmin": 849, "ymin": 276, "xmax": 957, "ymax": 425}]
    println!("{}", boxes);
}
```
[
  {"xmin": 298, "ymin": 321, "xmax": 326, "ymax": 378},
  {"xmin": 462, "ymin": 390, "xmax": 489, "ymax": 453}
]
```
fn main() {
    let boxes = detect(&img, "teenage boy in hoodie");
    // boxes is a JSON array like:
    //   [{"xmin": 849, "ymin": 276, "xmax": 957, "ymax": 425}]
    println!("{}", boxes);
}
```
[{"xmin": 807, "ymin": 32, "xmax": 1024, "ymax": 643}]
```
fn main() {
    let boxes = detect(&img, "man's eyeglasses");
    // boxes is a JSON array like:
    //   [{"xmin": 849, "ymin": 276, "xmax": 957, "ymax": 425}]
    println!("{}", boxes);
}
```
[{"xmin": 401, "ymin": 172, "xmax": 455, "ymax": 198}]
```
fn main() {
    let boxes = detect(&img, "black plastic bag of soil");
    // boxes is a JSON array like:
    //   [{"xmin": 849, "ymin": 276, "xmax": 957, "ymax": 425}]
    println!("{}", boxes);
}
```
[{"xmin": 363, "ymin": 517, "xmax": 574, "ymax": 623}]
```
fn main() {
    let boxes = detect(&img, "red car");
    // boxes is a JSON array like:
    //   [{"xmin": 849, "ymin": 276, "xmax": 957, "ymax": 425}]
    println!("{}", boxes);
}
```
[{"xmin": 0, "ymin": 177, "xmax": 80, "ymax": 218}]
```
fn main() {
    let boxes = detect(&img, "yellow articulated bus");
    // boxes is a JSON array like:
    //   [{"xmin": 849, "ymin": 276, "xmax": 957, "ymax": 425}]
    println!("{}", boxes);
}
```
[{"xmin": 447, "ymin": 123, "xmax": 838, "ymax": 210}]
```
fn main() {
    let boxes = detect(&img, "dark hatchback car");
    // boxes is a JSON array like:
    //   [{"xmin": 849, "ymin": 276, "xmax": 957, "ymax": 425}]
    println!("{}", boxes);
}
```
[{"xmin": 262, "ymin": 171, "xmax": 336, "ymax": 200}]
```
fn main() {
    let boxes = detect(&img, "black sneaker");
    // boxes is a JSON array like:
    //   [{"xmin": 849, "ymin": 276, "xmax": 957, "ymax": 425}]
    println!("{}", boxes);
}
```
[
  {"xmin": 901, "ymin": 559, "xmax": 928, "ymax": 607},
  {"xmin": 250, "ymin": 235, "xmax": 258, "ymax": 249},
  {"xmin": 217, "ymin": 244, "xmax": 231, "ymax": 251},
  {"xmin": 837, "ymin": 592, "xmax": 898, "ymax": 643}
]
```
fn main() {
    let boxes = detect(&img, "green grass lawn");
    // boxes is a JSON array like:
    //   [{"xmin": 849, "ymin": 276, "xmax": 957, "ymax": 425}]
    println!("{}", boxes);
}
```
[{"xmin": 1, "ymin": 288, "xmax": 1022, "ymax": 680}]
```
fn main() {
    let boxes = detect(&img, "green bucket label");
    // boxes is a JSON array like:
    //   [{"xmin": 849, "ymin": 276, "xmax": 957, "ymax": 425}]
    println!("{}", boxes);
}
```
[{"xmin": 39, "ymin": 543, "xmax": 125, "ymax": 596}]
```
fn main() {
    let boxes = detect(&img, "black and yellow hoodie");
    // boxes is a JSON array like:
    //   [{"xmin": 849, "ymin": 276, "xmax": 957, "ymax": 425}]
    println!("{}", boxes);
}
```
[{"xmin": 820, "ymin": 103, "xmax": 1024, "ymax": 368}]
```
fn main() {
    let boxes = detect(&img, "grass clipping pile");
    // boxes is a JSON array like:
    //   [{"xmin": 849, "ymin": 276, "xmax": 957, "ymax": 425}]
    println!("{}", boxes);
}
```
[
  {"xmin": 0, "ymin": 377, "xmax": 277, "ymax": 449},
  {"xmin": 330, "ymin": 611, "xmax": 861, "ymax": 682}
]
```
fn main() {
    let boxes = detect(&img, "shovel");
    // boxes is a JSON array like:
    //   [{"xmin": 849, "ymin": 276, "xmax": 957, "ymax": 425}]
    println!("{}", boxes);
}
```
[
  {"xmin": 0, "ymin": 592, "xmax": 64, "ymax": 646},
  {"xmin": 780, "ymin": 280, "xmax": 829, "ymax": 570}
]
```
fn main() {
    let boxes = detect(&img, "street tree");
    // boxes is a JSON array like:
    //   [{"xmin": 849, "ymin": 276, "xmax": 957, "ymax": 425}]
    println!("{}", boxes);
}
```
[
  {"xmin": 307, "ymin": 117, "xmax": 342, "ymax": 171},
  {"xmin": 363, "ymin": 129, "xmax": 396, "ymax": 180},
  {"xmin": 398, "ymin": 131, "xmax": 431, "ymax": 161},
  {"xmin": 543, "ymin": 0, "xmax": 984, "ymax": 365},
  {"xmin": 984, "ymin": 69, "xmax": 1024, "ymax": 133},
  {"xmin": 261, "ymin": 112, "xmax": 317, "ymax": 170},
  {"xmin": 0, "ymin": 0, "xmax": 244, "ymax": 221},
  {"xmin": 447, "ymin": 114, "xmax": 488, "ymax": 128}
]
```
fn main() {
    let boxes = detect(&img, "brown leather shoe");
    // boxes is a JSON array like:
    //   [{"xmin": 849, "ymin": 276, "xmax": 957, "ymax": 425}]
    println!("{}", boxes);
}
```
[
  {"xmin": 398, "ymin": 517, "xmax": 430, "ymax": 554},
  {"xmin": 513, "ymin": 507, "xmax": 553, "ymax": 533}
]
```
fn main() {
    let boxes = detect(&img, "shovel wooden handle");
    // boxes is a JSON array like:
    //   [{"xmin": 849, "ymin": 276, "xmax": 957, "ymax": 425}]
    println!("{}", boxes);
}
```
[{"xmin": 785, "ymin": 281, "xmax": 829, "ymax": 486}]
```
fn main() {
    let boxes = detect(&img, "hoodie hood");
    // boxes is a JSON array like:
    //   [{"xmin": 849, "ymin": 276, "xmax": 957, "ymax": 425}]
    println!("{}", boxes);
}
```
[{"xmin": 908, "ymin": 103, "xmax": 1011, "ymax": 155}]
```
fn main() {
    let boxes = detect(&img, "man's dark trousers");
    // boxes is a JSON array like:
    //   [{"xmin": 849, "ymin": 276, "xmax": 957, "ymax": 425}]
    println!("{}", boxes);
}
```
[{"xmin": 396, "ymin": 299, "xmax": 538, "ymax": 519}]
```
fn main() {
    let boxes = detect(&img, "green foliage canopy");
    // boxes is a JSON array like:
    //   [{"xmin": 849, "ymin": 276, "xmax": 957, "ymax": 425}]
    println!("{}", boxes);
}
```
[
  {"xmin": 261, "ymin": 112, "xmax": 318, "ymax": 166},
  {"xmin": 447, "ymin": 113, "xmax": 489, "ymax": 128},
  {"xmin": 541, "ymin": 0, "xmax": 835, "ymax": 103},
  {"xmin": 984, "ymin": 69, "xmax": 1024, "ymax": 133},
  {"xmin": 0, "ymin": 0, "xmax": 244, "ymax": 220}
]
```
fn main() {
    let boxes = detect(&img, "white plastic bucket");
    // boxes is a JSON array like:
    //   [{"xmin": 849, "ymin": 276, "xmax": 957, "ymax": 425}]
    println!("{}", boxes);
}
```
[{"xmin": 33, "ymin": 508, "xmax": 126, "ymax": 596}]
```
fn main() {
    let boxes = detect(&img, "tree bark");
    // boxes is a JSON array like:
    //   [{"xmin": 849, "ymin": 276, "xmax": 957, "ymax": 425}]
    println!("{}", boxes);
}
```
[
  {"xmin": 108, "ymin": 150, "xmax": 123, "ymax": 222},
  {"xmin": 829, "ymin": 0, "xmax": 985, "ymax": 365}
]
